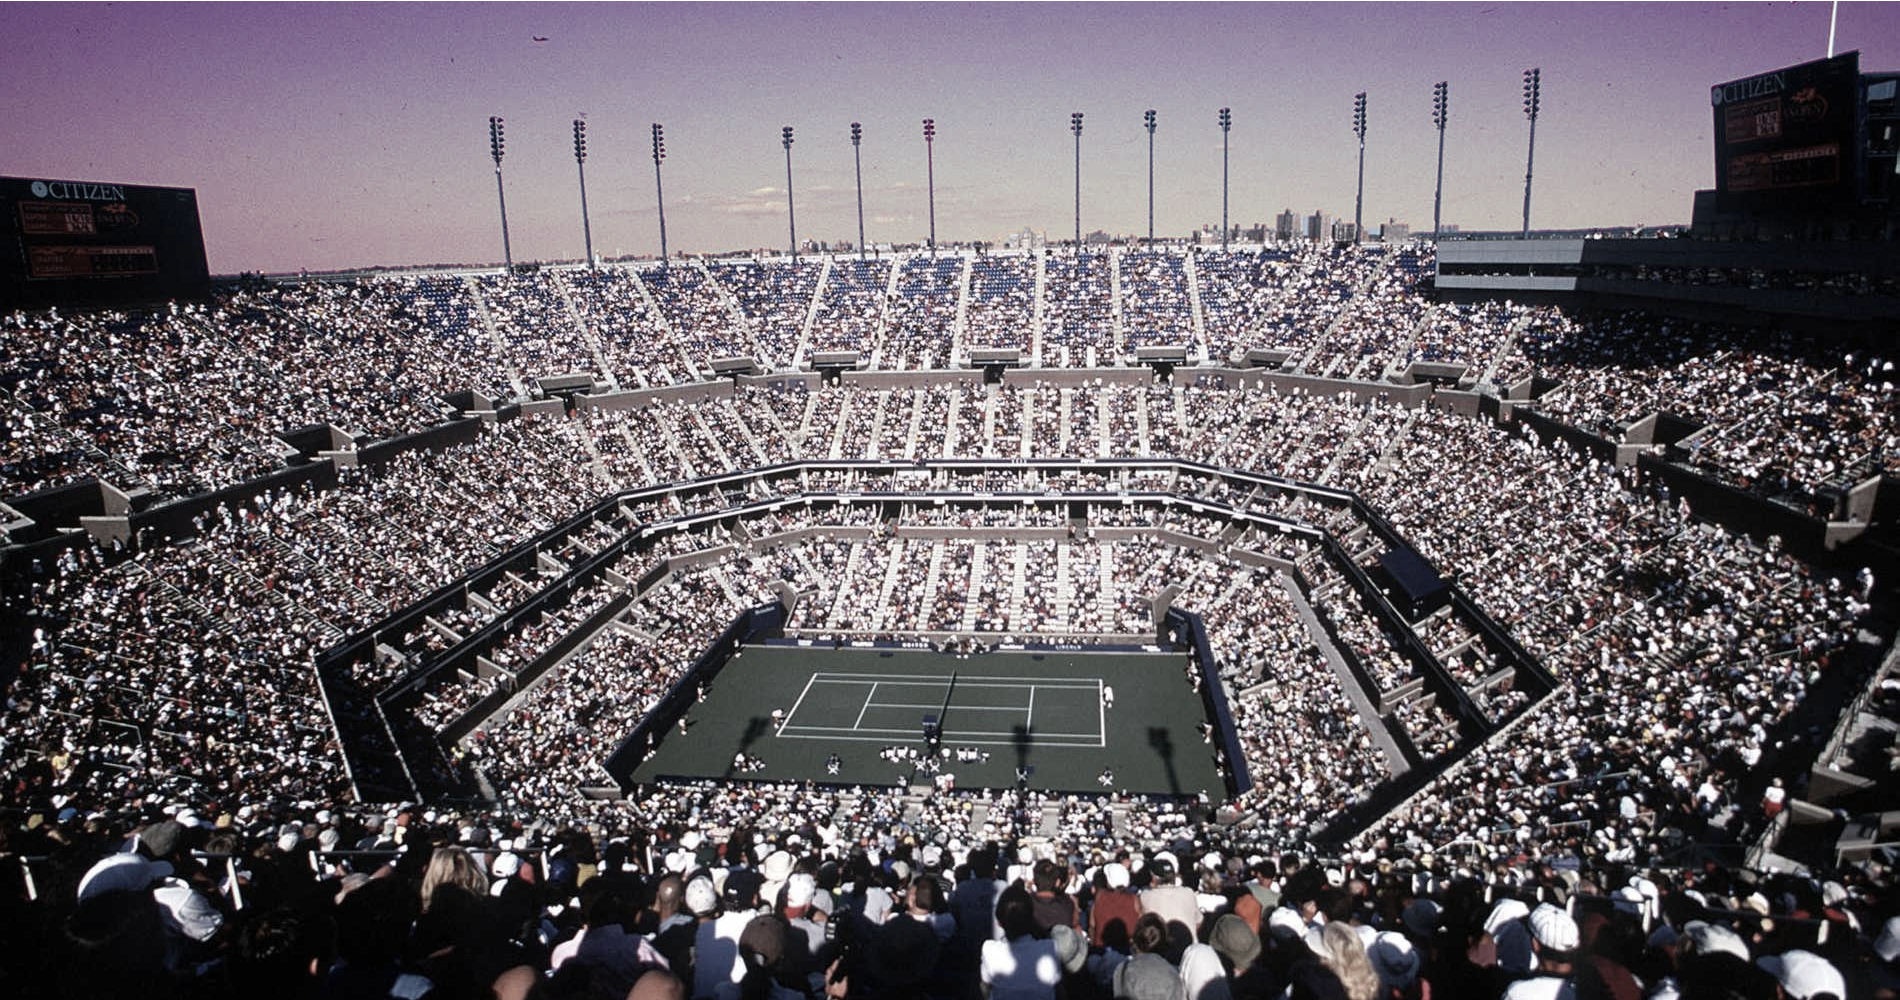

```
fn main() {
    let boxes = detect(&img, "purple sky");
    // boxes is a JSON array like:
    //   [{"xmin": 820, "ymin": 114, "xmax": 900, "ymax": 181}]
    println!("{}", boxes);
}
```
[{"xmin": 6, "ymin": 2, "xmax": 1899, "ymax": 274}]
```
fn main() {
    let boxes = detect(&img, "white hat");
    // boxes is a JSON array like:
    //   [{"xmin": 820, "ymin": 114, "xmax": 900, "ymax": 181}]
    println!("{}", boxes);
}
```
[
  {"xmin": 762, "ymin": 850, "xmax": 795, "ymax": 883},
  {"xmin": 1267, "ymin": 907, "xmax": 1307, "ymax": 940},
  {"xmin": 785, "ymin": 873, "xmax": 816, "ymax": 908},
  {"xmin": 685, "ymin": 877, "xmax": 718, "ymax": 915},
  {"xmin": 1681, "ymin": 921, "xmax": 1751, "ymax": 962},
  {"xmin": 76, "ymin": 853, "xmax": 173, "ymax": 902},
  {"xmin": 1483, "ymin": 898, "xmax": 1530, "ymax": 937},
  {"xmin": 492, "ymin": 852, "xmax": 522, "ymax": 879},
  {"xmin": 1529, "ymin": 904, "xmax": 1578, "ymax": 953},
  {"xmin": 1757, "ymin": 950, "xmax": 1846, "ymax": 1000},
  {"xmin": 1103, "ymin": 862, "xmax": 1131, "ymax": 889}
]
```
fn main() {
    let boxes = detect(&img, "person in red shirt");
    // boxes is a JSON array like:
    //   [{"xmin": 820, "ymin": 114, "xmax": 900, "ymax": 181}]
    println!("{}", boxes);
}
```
[{"xmin": 1088, "ymin": 862, "xmax": 1141, "ymax": 953}]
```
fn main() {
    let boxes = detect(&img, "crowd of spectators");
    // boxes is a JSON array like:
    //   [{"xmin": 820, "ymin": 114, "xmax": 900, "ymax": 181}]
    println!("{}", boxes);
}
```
[
  {"xmin": 1120, "ymin": 253, "xmax": 1195, "ymax": 356},
  {"xmin": 6, "ymin": 783, "xmax": 1896, "ymax": 1000},
  {"xmin": 885, "ymin": 255, "xmax": 963, "ymax": 370},
  {"xmin": 2, "ymin": 245, "xmax": 1896, "ymax": 998},
  {"xmin": 963, "ymin": 256, "xmax": 1037, "ymax": 354},
  {"xmin": 1041, "ymin": 253, "xmax": 1118, "ymax": 367},
  {"xmin": 806, "ymin": 260, "xmax": 892, "ymax": 361},
  {"xmin": 8, "ymin": 246, "xmax": 1899, "ymax": 511}
]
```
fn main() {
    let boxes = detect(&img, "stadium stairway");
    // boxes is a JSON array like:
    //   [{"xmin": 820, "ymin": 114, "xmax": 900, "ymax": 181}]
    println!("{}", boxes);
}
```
[
  {"xmin": 1279, "ymin": 571, "xmax": 1410, "ymax": 776},
  {"xmin": 949, "ymin": 256, "xmax": 974, "ymax": 366},
  {"xmin": 1029, "ymin": 253, "xmax": 1048, "ymax": 367},
  {"xmin": 790, "ymin": 257, "xmax": 831, "ymax": 370},
  {"xmin": 464, "ymin": 275, "xmax": 529, "ymax": 402},
  {"xmin": 1184, "ymin": 252, "xmax": 1207, "ymax": 360},
  {"xmin": 1037, "ymin": 802, "xmax": 1061, "ymax": 838}
]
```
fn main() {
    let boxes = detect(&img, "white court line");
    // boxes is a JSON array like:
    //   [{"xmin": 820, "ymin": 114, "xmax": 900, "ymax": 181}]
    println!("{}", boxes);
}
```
[
  {"xmin": 1026, "ymin": 685, "xmax": 1035, "ymax": 729},
  {"xmin": 809, "ymin": 671, "xmax": 1102, "ymax": 688},
  {"xmin": 784, "ymin": 672, "xmax": 821, "ymax": 726},
  {"xmin": 777, "ymin": 727, "xmax": 1105, "ymax": 743},
  {"xmin": 785, "ymin": 672, "xmax": 1107, "ymax": 741},
  {"xmin": 861, "ymin": 702, "xmax": 1031, "ymax": 712},
  {"xmin": 1097, "ymin": 679, "xmax": 1105, "ymax": 748}
]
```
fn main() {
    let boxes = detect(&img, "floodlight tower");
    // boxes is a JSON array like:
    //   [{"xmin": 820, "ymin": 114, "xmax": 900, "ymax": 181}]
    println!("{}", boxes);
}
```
[
  {"xmin": 1351, "ymin": 93, "xmax": 1367, "ymax": 244},
  {"xmin": 651, "ymin": 123, "xmax": 669, "ymax": 266},
  {"xmin": 573, "ymin": 119, "xmax": 594, "ymax": 268},
  {"xmin": 850, "ymin": 122, "xmax": 866, "ymax": 260},
  {"xmin": 1144, "ymin": 109, "xmax": 1157, "ymax": 246},
  {"xmin": 782, "ymin": 125, "xmax": 797, "ymax": 261},
  {"xmin": 1431, "ymin": 82, "xmax": 1448, "ymax": 242},
  {"xmin": 1071, "ymin": 112, "xmax": 1084, "ymax": 248},
  {"xmin": 488, "ymin": 116, "xmax": 513, "ymax": 268},
  {"xmin": 923, "ymin": 118, "xmax": 938, "ymax": 256},
  {"xmin": 1218, "ymin": 107, "xmax": 1233, "ymax": 249},
  {"xmin": 1522, "ymin": 68, "xmax": 1541, "ymax": 238}
]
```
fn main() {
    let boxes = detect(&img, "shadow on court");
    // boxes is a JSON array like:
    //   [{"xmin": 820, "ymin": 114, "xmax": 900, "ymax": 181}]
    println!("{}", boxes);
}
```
[
  {"xmin": 721, "ymin": 716, "xmax": 773, "ymax": 779},
  {"xmin": 1148, "ymin": 726, "xmax": 1179, "ymax": 796}
]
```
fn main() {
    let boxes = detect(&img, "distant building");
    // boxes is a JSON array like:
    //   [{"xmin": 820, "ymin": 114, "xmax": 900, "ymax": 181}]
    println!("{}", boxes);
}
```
[
  {"xmin": 1276, "ymin": 209, "xmax": 1300, "ymax": 241},
  {"xmin": 1305, "ymin": 211, "xmax": 1333, "ymax": 242},
  {"xmin": 1331, "ymin": 220, "xmax": 1359, "ymax": 243},
  {"xmin": 1003, "ymin": 227, "xmax": 1046, "ymax": 250},
  {"xmin": 1379, "ymin": 219, "xmax": 1411, "ymax": 242}
]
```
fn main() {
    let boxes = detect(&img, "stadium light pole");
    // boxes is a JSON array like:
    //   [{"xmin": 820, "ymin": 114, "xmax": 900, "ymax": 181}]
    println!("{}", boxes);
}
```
[
  {"xmin": 488, "ymin": 116, "xmax": 513, "ymax": 269},
  {"xmin": 1521, "ymin": 68, "xmax": 1541, "ymax": 238},
  {"xmin": 1352, "ymin": 93, "xmax": 1367, "ymax": 244},
  {"xmin": 850, "ymin": 122, "xmax": 866, "ymax": 260},
  {"xmin": 573, "ymin": 119, "xmax": 594, "ymax": 269},
  {"xmin": 1218, "ymin": 107, "xmax": 1232, "ymax": 250},
  {"xmin": 1071, "ymin": 112, "xmax": 1084, "ymax": 248},
  {"xmin": 1431, "ymin": 82, "xmax": 1448, "ymax": 242},
  {"xmin": 782, "ymin": 125, "xmax": 797, "ymax": 261},
  {"xmin": 651, "ymin": 123, "xmax": 669, "ymax": 267},
  {"xmin": 1144, "ymin": 109, "xmax": 1157, "ymax": 247},
  {"xmin": 923, "ymin": 118, "xmax": 937, "ymax": 256}
]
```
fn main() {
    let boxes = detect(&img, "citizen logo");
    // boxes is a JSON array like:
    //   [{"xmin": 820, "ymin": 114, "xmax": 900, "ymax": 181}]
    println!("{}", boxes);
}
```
[
  {"xmin": 31, "ymin": 180, "xmax": 128, "ymax": 201},
  {"xmin": 1711, "ymin": 73, "xmax": 1787, "ymax": 107}
]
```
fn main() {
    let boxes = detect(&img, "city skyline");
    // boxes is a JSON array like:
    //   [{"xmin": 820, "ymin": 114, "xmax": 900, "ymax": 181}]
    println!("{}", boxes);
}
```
[{"xmin": 5, "ymin": 1, "xmax": 1898, "ymax": 273}]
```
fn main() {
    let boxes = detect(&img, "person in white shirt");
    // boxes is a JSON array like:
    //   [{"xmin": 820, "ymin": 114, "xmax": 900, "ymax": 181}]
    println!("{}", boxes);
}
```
[{"xmin": 981, "ymin": 894, "xmax": 1061, "ymax": 1000}]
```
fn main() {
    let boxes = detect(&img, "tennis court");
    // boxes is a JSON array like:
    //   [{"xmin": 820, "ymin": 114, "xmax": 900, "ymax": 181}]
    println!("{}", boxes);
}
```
[
  {"xmin": 777, "ymin": 671, "xmax": 1105, "ymax": 746},
  {"xmin": 623, "ymin": 643, "xmax": 1226, "ymax": 799}
]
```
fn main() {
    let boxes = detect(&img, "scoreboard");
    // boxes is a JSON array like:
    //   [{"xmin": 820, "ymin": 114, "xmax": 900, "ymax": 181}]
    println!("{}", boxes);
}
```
[
  {"xmin": 1710, "ymin": 52, "xmax": 1861, "ymax": 213},
  {"xmin": 0, "ymin": 176, "xmax": 210, "ymax": 310}
]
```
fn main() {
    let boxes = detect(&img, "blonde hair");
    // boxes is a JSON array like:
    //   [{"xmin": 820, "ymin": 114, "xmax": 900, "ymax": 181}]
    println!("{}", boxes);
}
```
[
  {"xmin": 1316, "ymin": 922, "xmax": 1380, "ymax": 1000},
  {"xmin": 420, "ymin": 846, "xmax": 489, "ymax": 911}
]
